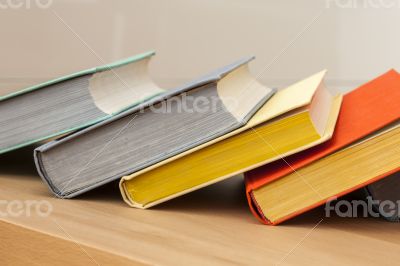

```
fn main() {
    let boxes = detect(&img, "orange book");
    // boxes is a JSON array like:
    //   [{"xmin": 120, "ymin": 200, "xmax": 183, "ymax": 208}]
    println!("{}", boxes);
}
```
[{"xmin": 245, "ymin": 69, "xmax": 400, "ymax": 225}]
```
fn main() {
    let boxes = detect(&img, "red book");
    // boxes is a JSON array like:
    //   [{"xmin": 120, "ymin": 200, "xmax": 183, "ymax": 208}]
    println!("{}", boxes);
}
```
[{"xmin": 245, "ymin": 70, "xmax": 400, "ymax": 225}]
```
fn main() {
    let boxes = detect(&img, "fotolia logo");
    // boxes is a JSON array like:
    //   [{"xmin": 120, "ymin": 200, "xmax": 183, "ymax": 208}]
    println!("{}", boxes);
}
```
[
  {"xmin": 326, "ymin": 0, "xmax": 400, "ymax": 8},
  {"xmin": 325, "ymin": 196, "xmax": 400, "ymax": 219},
  {"xmin": 0, "ymin": 200, "xmax": 53, "ymax": 217},
  {"xmin": 0, "ymin": 0, "xmax": 53, "ymax": 9}
]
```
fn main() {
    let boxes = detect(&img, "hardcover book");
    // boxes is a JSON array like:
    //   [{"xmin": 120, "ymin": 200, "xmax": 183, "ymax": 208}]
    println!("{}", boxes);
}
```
[
  {"xmin": 365, "ymin": 172, "xmax": 400, "ymax": 222},
  {"xmin": 245, "ymin": 69, "xmax": 400, "ymax": 225},
  {"xmin": 0, "ymin": 51, "xmax": 164, "ymax": 154},
  {"xmin": 120, "ymin": 70, "xmax": 343, "ymax": 209},
  {"xmin": 35, "ymin": 56, "xmax": 275, "ymax": 198}
]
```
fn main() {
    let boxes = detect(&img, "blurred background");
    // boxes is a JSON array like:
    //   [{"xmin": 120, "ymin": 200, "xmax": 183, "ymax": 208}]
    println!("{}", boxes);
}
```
[{"xmin": 1, "ymin": 0, "xmax": 399, "ymax": 95}]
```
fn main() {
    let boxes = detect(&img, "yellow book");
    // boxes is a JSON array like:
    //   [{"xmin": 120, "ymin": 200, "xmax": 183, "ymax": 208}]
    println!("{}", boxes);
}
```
[{"xmin": 120, "ymin": 70, "xmax": 343, "ymax": 208}]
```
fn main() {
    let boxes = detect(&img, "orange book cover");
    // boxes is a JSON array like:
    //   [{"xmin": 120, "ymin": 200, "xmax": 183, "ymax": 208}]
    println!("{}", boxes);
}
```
[{"xmin": 245, "ymin": 69, "xmax": 400, "ymax": 225}]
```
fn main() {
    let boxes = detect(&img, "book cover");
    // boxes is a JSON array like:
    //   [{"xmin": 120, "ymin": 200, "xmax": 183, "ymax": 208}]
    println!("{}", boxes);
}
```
[
  {"xmin": 0, "ymin": 51, "xmax": 164, "ymax": 154},
  {"xmin": 245, "ymin": 69, "xmax": 400, "ymax": 225},
  {"xmin": 120, "ymin": 70, "xmax": 343, "ymax": 209},
  {"xmin": 35, "ymin": 56, "xmax": 276, "ymax": 198}
]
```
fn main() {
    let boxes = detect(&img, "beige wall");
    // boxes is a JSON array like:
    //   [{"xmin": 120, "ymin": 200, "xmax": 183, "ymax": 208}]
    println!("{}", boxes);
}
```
[{"xmin": 1, "ymin": 0, "xmax": 399, "ymax": 95}]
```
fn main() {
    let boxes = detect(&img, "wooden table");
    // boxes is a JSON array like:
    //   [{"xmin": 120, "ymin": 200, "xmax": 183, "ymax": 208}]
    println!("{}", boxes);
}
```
[{"xmin": 1, "ymin": 147, "xmax": 399, "ymax": 265}]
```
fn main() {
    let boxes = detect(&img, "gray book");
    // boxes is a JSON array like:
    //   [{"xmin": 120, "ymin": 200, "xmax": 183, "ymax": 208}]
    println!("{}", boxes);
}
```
[
  {"xmin": 35, "ymin": 56, "xmax": 276, "ymax": 198},
  {"xmin": 0, "ymin": 51, "xmax": 164, "ymax": 154}
]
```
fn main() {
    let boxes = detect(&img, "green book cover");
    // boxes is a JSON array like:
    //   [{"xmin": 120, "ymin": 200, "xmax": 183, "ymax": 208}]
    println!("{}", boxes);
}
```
[{"xmin": 0, "ymin": 51, "xmax": 164, "ymax": 154}]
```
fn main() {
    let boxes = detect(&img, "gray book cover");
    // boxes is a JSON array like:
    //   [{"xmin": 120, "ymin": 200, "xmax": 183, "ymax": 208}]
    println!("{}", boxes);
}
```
[{"xmin": 35, "ymin": 56, "xmax": 276, "ymax": 198}]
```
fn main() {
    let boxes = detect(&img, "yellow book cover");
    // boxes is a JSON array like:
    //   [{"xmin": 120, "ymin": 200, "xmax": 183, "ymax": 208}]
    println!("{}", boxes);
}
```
[{"xmin": 120, "ymin": 70, "xmax": 343, "ymax": 209}]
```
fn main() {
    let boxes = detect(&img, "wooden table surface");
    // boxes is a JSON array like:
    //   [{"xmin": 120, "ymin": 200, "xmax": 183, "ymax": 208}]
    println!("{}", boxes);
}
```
[{"xmin": 1, "ymin": 147, "xmax": 399, "ymax": 266}]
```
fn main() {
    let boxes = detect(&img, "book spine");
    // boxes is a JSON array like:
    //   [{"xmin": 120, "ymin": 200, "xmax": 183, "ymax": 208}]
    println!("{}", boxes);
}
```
[
  {"xmin": 244, "ymin": 177, "xmax": 273, "ymax": 225},
  {"xmin": 33, "ymin": 146, "xmax": 63, "ymax": 198}
]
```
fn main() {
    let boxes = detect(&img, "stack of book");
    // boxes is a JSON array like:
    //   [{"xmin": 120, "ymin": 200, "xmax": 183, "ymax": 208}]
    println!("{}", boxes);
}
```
[{"xmin": 1, "ymin": 51, "xmax": 399, "ymax": 225}]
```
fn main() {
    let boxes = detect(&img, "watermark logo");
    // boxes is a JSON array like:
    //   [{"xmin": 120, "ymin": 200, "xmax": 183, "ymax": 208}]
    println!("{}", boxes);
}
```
[
  {"xmin": 138, "ymin": 92, "xmax": 239, "ymax": 114},
  {"xmin": 0, "ymin": 0, "xmax": 53, "ymax": 9},
  {"xmin": 325, "ymin": 196, "xmax": 400, "ymax": 219},
  {"xmin": 326, "ymin": 0, "xmax": 400, "ymax": 8},
  {"xmin": 0, "ymin": 200, "xmax": 53, "ymax": 217}
]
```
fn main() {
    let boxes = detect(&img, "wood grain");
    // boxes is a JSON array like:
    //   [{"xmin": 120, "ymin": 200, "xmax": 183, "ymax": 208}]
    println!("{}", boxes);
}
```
[
  {"xmin": 0, "ymin": 220, "xmax": 144, "ymax": 266},
  {"xmin": 0, "ymin": 147, "xmax": 400, "ymax": 265}
]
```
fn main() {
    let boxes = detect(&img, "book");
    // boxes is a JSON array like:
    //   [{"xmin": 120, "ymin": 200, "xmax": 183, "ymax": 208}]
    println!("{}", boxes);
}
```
[
  {"xmin": 0, "ymin": 51, "xmax": 164, "ymax": 154},
  {"xmin": 245, "ymin": 69, "xmax": 400, "ymax": 225},
  {"xmin": 35, "ymin": 56, "xmax": 275, "ymax": 198},
  {"xmin": 365, "ymin": 172, "xmax": 400, "ymax": 222},
  {"xmin": 120, "ymin": 70, "xmax": 343, "ymax": 209}
]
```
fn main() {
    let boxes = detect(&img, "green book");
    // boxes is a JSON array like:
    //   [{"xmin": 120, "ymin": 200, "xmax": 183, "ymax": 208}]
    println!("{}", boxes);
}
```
[{"xmin": 0, "ymin": 51, "xmax": 164, "ymax": 154}]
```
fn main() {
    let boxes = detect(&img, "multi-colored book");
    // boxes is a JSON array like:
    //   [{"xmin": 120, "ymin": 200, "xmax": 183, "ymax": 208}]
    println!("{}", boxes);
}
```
[
  {"xmin": 245, "ymin": 69, "xmax": 400, "ymax": 225},
  {"xmin": 35, "ymin": 57, "xmax": 275, "ymax": 198},
  {"xmin": 0, "ymin": 51, "xmax": 164, "ymax": 154},
  {"xmin": 120, "ymin": 70, "xmax": 342, "ymax": 209}
]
